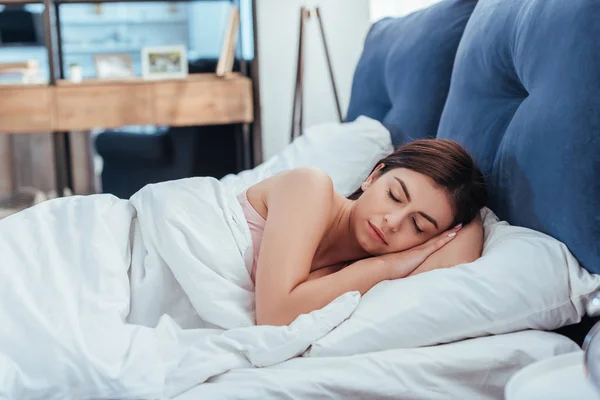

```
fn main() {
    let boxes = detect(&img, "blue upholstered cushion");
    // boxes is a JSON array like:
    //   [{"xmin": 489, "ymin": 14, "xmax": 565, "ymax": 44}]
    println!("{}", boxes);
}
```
[
  {"xmin": 437, "ymin": 0, "xmax": 600, "ymax": 273},
  {"xmin": 346, "ymin": 0, "xmax": 477, "ymax": 145}
]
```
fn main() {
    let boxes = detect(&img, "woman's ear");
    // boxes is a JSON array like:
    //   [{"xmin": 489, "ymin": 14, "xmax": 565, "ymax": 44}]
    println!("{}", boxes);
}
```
[{"xmin": 365, "ymin": 163, "xmax": 386, "ymax": 186}]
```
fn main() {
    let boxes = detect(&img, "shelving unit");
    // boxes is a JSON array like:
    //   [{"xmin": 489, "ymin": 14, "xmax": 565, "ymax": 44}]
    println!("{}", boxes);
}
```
[
  {"xmin": 0, "ymin": 83, "xmax": 54, "ymax": 133},
  {"xmin": 0, "ymin": 0, "xmax": 263, "ymax": 195},
  {"xmin": 0, "ymin": 73, "xmax": 253, "ymax": 132}
]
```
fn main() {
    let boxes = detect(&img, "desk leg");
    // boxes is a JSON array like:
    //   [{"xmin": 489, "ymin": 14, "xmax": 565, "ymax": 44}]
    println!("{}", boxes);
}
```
[
  {"xmin": 242, "ymin": 123, "xmax": 252, "ymax": 170},
  {"xmin": 234, "ymin": 124, "xmax": 243, "ymax": 173},
  {"xmin": 235, "ymin": 123, "xmax": 253, "ymax": 172},
  {"xmin": 52, "ymin": 132, "xmax": 70, "ymax": 197}
]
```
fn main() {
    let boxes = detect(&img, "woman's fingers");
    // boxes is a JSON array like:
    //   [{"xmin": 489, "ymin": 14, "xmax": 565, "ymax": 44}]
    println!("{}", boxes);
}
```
[{"xmin": 421, "ymin": 224, "xmax": 463, "ymax": 255}]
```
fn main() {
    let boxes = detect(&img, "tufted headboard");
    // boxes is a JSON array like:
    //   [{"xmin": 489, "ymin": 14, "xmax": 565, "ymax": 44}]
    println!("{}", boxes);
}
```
[
  {"xmin": 346, "ymin": 0, "xmax": 478, "ymax": 145},
  {"xmin": 347, "ymin": 0, "xmax": 600, "ymax": 275}
]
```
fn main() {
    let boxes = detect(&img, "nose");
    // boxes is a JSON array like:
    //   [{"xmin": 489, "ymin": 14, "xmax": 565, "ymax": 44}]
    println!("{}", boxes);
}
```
[{"xmin": 384, "ymin": 209, "xmax": 409, "ymax": 232}]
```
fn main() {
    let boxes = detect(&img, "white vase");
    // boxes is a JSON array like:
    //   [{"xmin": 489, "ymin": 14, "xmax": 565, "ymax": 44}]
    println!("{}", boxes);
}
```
[{"xmin": 69, "ymin": 65, "xmax": 83, "ymax": 83}]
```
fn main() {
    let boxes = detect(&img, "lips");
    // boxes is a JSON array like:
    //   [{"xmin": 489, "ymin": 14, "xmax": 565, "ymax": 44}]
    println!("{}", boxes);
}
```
[{"xmin": 368, "ymin": 221, "xmax": 388, "ymax": 245}]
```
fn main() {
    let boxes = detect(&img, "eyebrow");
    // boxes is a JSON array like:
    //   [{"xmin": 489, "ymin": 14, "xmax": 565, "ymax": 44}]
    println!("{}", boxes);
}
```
[
  {"xmin": 394, "ymin": 177, "xmax": 439, "ymax": 229},
  {"xmin": 394, "ymin": 177, "xmax": 411, "ymax": 201},
  {"xmin": 418, "ymin": 212, "xmax": 439, "ymax": 230}
]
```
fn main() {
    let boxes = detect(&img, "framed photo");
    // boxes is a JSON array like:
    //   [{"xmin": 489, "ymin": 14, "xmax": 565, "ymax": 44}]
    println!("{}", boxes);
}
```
[
  {"xmin": 141, "ymin": 45, "xmax": 188, "ymax": 80},
  {"xmin": 94, "ymin": 54, "xmax": 134, "ymax": 79}
]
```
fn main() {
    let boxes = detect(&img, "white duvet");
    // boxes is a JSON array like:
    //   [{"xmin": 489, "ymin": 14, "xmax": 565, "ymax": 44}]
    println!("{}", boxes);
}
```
[
  {"xmin": 0, "ymin": 115, "xmax": 585, "ymax": 399},
  {"xmin": 176, "ymin": 330, "xmax": 578, "ymax": 400},
  {"xmin": 0, "ymin": 177, "xmax": 359, "ymax": 400}
]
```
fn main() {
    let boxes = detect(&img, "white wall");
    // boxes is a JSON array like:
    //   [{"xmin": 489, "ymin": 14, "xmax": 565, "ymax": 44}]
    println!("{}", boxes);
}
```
[
  {"xmin": 256, "ymin": 0, "xmax": 371, "ymax": 160},
  {"xmin": 369, "ymin": 0, "xmax": 441, "ymax": 21}
]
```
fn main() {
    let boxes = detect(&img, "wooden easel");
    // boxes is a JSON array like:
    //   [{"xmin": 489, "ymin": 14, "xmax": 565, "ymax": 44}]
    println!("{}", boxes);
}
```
[{"xmin": 290, "ymin": 7, "xmax": 343, "ymax": 142}]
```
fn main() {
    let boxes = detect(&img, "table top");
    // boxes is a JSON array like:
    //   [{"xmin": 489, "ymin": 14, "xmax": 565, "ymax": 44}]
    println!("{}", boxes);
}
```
[
  {"xmin": 506, "ymin": 351, "xmax": 600, "ymax": 400},
  {"xmin": 0, "ymin": 73, "xmax": 253, "ymax": 134}
]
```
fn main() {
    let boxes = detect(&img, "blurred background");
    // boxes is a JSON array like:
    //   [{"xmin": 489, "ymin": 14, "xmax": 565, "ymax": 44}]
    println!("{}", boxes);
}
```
[{"xmin": 0, "ymin": 0, "xmax": 438, "ymax": 213}]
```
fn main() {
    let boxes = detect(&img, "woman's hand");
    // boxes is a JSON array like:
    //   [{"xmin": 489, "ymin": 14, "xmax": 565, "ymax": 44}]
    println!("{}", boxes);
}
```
[
  {"xmin": 408, "ymin": 213, "xmax": 483, "ymax": 277},
  {"xmin": 379, "ymin": 224, "xmax": 463, "ymax": 280}
]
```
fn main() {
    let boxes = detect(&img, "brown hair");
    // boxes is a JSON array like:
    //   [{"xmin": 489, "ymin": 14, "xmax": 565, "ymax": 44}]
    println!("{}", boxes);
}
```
[{"xmin": 349, "ymin": 139, "xmax": 488, "ymax": 227}]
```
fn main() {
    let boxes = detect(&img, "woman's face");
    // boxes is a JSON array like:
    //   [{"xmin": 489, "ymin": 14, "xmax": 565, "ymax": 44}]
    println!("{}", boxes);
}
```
[{"xmin": 351, "ymin": 166, "xmax": 454, "ymax": 255}]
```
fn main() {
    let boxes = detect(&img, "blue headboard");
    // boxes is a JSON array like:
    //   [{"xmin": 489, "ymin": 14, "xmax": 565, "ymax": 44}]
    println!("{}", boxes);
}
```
[
  {"xmin": 347, "ymin": 0, "xmax": 600, "ymax": 274},
  {"xmin": 346, "ymin": 0, "xmax": 478, "ymax": 145}
]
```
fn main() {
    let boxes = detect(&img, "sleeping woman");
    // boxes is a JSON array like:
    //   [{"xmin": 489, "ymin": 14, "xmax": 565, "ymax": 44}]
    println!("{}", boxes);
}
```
[
  {"xmin": 238, "ymin": 139, "xmax": 488, "ymax": 326},
  {"xmin": 0, "ymin": 137, "xmax": 487, "ymax": 398}
]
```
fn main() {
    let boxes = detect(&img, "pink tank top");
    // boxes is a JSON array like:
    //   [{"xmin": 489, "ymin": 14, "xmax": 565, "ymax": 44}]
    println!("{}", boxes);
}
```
[{"xmin": 237, "ymin": 189, "xmax": 266, "ymax": 283}]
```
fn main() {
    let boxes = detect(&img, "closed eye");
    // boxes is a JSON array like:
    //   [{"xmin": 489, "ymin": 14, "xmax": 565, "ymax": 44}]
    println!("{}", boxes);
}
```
[
  {"xmin": 387, "ymin": 189, "xmax": 401, "ymax": 203},
  {"xmin": 413, "ymin": 218, "xmax": 424, "ymax": 234}
]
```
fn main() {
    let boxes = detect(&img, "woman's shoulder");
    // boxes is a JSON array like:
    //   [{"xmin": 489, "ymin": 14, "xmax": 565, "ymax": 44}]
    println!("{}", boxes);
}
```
[
  {"xmin": 248, "ymin": 168, "xmax": 335, "ymax": 214},
  {"xmin": 257, "ymin": 167, "xmax": 333, "ymax": 194},
  {"xmin": 281, "ymin": 167, "xmax": 333, "ymax": 188}
]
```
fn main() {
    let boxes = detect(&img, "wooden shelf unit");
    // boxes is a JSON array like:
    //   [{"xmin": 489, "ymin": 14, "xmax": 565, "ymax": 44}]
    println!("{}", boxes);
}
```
[
  {"xmin": 0, "ymin": 84, "xmax": 54, "ymax": 134},
  {"xmin": 0, "ymin": 0, "xmax": 262, "ymax": 195},
  {"xmin": 0, "ymin": 74, "xmax": 253, "ymax": 134}
]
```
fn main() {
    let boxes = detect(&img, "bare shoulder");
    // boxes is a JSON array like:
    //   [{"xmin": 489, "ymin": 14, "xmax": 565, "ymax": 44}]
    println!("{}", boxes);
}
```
[
  {"xmin": 255, "ymin": 167, "xmax": 333, "ymax": 199},
  {"xmin": 274, "ymin": 167, "xmax": 332, "ymax": 188},
  {"xmin": 247, "ymin": 167, "xmax": 335, "ymax": 218},
  {"xmin": 270, "ymin": 167, "xmax": 334, "ymax": 206}
]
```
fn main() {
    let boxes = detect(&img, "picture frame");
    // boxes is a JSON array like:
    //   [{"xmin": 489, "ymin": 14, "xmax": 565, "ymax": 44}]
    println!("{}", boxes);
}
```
[
  {"xmin": 141, "ymin": 45, "xmax": 188, "ymax": 81},
  {"xmin": 94, "ymin": 54, "xmax": 134, "ymax": 79}
]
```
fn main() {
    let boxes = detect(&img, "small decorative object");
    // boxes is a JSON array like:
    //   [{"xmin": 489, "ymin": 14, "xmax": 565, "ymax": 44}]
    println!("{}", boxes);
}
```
[
  {"xmin": 216, "ymin": 5, "xmax": 240, "ymax": 77},
  {"xmin": 93, "ymin": 3, "xmax": 102, "ymax": 15},
  {"xmin": 141, "ymin": 45, "xmax": 188, "ymax": 80},
  {"xmin": 68, "ymin": 63, "xmax": 83, "ymax": 82},
  {"xmin": 93, "ymin": 54, "xmax": 134, "ymax": 79}
]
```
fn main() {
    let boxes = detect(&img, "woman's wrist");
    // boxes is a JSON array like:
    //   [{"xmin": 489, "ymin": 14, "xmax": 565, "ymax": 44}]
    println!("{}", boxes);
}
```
[
  {"xmin": 374, "ymin": 251, "xmax": 421, "ymax": 280},
  {"xmin": 344, "ymin": 256, "xmax": 390, "ymax": 285},
  {"xmin": 360, "ymin": 256, "xmax": 393, "ymax": 282}
]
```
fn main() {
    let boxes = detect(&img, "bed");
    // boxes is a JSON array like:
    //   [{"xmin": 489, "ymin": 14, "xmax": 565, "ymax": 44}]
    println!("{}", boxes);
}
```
[
  {"xmin": 1, "ymin": 0, "xmax": 599, "ymax": 399},
  {"xmin": 175, "ymin": 0, "xmax": 600, "ymax": 398}
]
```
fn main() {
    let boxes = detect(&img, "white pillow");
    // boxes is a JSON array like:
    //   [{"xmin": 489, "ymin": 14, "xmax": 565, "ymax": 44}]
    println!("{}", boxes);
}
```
[
  {"xmin": 220, "ymin": 116, "xmax": 393, "ymax": 195},
  {"xmin": 306, "ymin": 208, "xmax": 600, "ymax": 357}
]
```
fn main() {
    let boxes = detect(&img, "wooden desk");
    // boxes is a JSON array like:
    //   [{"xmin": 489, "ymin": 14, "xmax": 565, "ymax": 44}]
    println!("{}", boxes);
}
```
[
  {"xmin": 0, "ymin": 73, "xmax": 254, "ymax": 133},
  {"xmin": 0, "ymin": 84, "xmax": 55, "ymax": 134},
  {"xmin": 0, "ymin": 73, "xmax": 254, "ymax": 195}
]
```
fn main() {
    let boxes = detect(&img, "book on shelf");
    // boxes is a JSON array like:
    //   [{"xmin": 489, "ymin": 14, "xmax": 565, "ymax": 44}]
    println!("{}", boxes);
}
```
[
  {"xmin": 216, "ymin": 5, "xmax": 240, "ymax": 77},
  {"xmin": 0, "ymin": 60, "xmax": 43, "ymax": 85}
]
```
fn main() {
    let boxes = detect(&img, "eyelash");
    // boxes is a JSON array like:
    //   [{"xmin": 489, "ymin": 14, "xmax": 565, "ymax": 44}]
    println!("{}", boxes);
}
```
[
  {"xmin": 387, "ymin": 190, "xmax": 424, "ymax": 234},
  {"xmin": 413, "ymin": 218, "xmax": 424, "ymax": 234},
  {"xmin": 387, "ymin": 189, "xmax": 401, "ymax": 203}
]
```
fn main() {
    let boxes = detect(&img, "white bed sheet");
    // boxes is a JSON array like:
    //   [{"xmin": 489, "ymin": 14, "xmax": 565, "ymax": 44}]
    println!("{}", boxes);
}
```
[{"xmin": 174, "ymin": 330, "xmax": 579, "ymax": 400}]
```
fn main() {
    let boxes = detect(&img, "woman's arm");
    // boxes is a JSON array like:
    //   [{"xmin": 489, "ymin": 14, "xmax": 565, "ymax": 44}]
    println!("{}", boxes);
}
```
[
  {"xmin": 408, "ymin": 213, "xmax": 483, "ymax": 276},
  {"xmin": 258, "ymin": 228, "xmax": 461, "ymax": 326},
  {"xmin": 254, "ymin": 168, "xmax": 390, "ymax": 326},
  {"xmin": 255, "ymin": 168, "xmax": 461, "ymax": 326}
]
